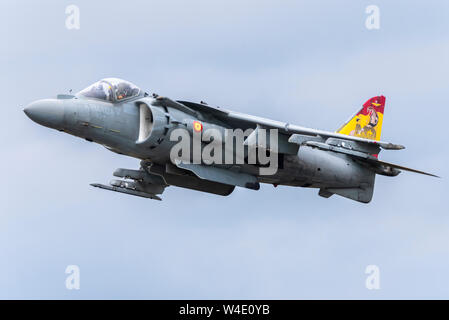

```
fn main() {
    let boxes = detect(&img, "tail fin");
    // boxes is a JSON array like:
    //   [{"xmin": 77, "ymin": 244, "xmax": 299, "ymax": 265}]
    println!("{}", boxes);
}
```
[{"xmin": 337, "ymin": 96, "xmax": 386, "ymax": 141}]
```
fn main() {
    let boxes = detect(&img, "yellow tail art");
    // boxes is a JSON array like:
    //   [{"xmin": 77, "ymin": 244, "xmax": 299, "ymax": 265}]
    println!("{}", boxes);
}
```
[{"xmin": 337, "ymin": 96, "xmax": 386, "ymax": 141}]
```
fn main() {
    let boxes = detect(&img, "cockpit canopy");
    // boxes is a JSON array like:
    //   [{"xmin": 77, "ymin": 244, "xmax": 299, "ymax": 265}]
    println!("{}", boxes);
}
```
[{"xmin": 78, "ymin": 78, "xmax": 141, "ymax": 102}]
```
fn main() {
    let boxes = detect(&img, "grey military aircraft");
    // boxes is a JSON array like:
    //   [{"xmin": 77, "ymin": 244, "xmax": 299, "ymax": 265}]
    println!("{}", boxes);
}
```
[{"xmin": 24, "ymin": 78, "xmax": 437, "ymax": 203}]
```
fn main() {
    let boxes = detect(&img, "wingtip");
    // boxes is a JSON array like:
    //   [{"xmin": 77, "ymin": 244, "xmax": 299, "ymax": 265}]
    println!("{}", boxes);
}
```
[
  {"xmin": 379, "ymin": 142, "xmax": 406, "ymax": 150},
  {"xmin": 391, "ymin": 143, "xmax": 406, "ymax": 150}
]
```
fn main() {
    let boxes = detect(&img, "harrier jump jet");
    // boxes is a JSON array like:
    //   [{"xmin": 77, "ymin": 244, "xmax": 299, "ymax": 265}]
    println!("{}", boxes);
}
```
[{"xmin": 24, "ymin": 78, "xmax": 437, "ymax": 203}]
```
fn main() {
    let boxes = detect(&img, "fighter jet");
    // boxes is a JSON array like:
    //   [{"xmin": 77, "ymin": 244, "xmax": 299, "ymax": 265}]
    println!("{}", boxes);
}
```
[{"xmin": 24, "ymin": 78, "xmax": 438, "ymax": 203}]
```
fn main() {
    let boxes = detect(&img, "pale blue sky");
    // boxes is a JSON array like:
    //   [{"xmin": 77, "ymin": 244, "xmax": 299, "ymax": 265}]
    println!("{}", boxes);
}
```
[{"xmin": 1, "ymin": 0, "xmax": 448, "ymax": 299}]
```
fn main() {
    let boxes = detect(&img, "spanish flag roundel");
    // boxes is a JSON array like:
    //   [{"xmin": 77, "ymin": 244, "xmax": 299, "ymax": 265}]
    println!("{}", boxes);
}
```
[{"xmin": 193, "ymin": 121, "xmax": 203, "ymax": 132}]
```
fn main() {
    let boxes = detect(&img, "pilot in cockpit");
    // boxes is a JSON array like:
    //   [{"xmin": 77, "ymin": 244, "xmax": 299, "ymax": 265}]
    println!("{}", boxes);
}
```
[
  {"xmin": 78, "ymin": 78, "xmax": 140, "ymax": 102},
  {"xmin": 92, "ymin": 83, "xmax": 111, "ymax": 101},
  {"xmin": 115, "ymin": 82, "xmax": 130, "ymax": 100}
]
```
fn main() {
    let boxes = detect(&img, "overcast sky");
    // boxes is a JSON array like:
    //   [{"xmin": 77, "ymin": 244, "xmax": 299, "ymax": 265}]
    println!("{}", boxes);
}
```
[{"xmin": 1, "ymin": 0, "xmax": 448, "ymax": 299}]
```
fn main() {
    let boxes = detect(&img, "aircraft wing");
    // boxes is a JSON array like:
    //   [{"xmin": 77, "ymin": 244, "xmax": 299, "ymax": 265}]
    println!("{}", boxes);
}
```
[
  {"xmin": 176, "ymin": 100, "xmax": 440, "ymax": 178},
  {"xmin": 177, "ymin": 100, "xmax": 405, "ymax": 150}
]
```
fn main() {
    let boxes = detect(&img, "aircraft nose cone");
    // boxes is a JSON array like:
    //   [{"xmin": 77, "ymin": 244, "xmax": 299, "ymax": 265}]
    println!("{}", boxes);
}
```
[{"xmin": 24, "ymin": 99, "xmax": 64, "ymax": 129}]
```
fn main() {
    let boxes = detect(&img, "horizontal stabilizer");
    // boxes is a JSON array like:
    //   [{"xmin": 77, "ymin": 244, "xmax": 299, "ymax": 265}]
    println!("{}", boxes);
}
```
[{"xmin": 372, "ymin": 159, "xmax": 440, "ymax": 178}]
